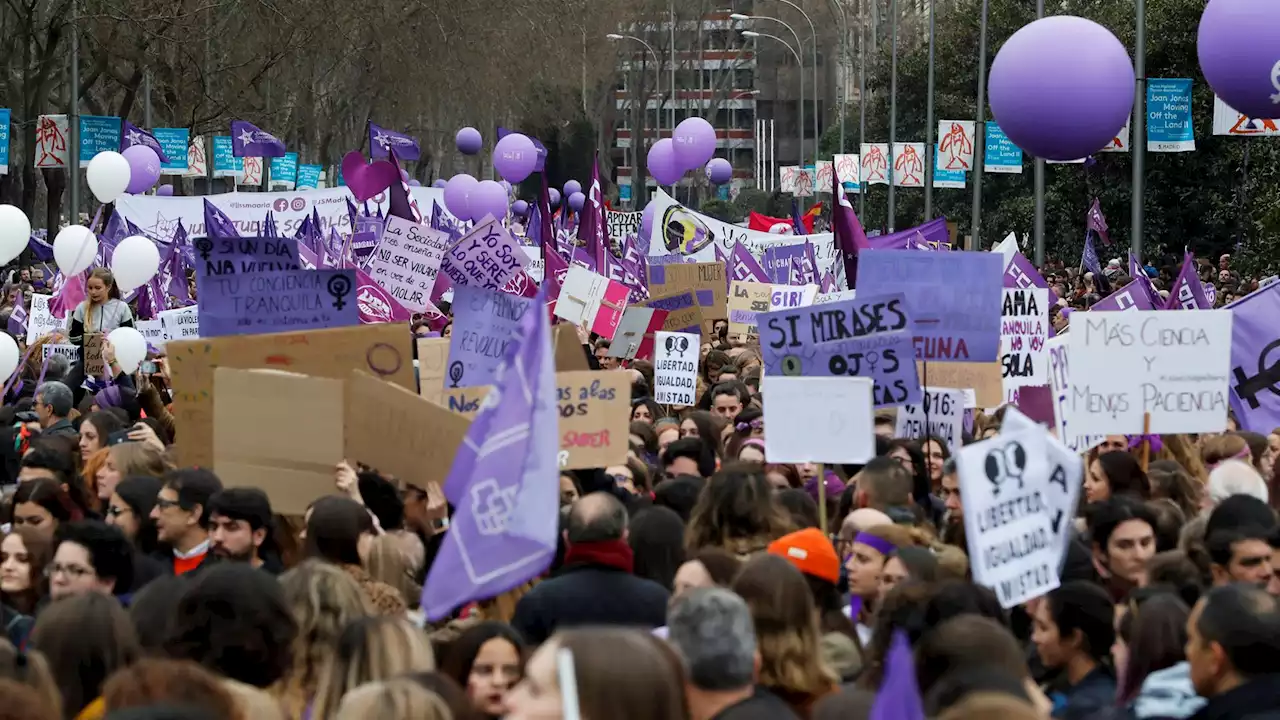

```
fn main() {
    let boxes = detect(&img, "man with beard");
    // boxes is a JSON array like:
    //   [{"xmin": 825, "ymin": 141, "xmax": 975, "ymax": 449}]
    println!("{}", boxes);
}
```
[{"xmin": 206, "ymin": 488, "xmax": 283, "ymax": 573}]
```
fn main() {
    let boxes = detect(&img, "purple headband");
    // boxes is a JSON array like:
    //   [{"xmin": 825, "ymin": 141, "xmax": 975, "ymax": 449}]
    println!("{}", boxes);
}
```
[
  {"xmin": 94, "ymin": 385, "xmax": 123, "ymax": 409},
  {"xmin": 854, "ymin": 531, "xmax": 897, "ymax": 557}
]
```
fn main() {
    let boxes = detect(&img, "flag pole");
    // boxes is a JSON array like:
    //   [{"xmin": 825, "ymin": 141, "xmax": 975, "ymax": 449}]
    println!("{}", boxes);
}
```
[
  {"xmin": 923, "ymin": 0, "xmax": 936, "ymax": 221},
  {"xmin": 857, "ymin": 0, "xmax": 866, "ymax": 218},
  {"xmin": 970, "ymin": 0, "xmax": 990, "ymax": 250},
  {"xmin": 886, "ymin": 0, "xmax": 898, "ymax": 232},
  {"xmin": 1033, "ymin": 0, "xmax": 1046, "ymax": 267},
  {"xmin": 68, "ymin": 0, "xmax": 81, "ymax": 224},
  {"xmin": 1131, "ymin": 0, "xmax": 1146, "ymax": 261}
]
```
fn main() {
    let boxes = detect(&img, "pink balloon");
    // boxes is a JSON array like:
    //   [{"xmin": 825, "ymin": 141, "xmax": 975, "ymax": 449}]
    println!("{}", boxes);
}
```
[{"xmin": 647, "ymin": 139, "xmax": 683, "ymax": 185}]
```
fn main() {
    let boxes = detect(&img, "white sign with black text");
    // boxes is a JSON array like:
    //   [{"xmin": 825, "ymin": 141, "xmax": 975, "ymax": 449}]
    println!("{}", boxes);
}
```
[
  {"xmin": 1046, "ymin": 336, "xmax": 1104, "ymax": 454},
  {"xmin": 1000, "ymin": 406, "xmax": 1082, "ymax": 569},
  {"xmin": 894, "ymin": 386, "xmax": 964, "ymax": 449},
  {"xmin": 1000, "ymin": 288, "xmax": 1049, "ymax": 400},
  {"xmin": 653, "ymin": 332, "xmax": 699, "ymax": 405}
]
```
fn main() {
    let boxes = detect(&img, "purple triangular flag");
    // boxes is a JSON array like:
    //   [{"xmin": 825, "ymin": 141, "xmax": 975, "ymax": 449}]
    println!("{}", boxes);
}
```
[
  {"xmin": 120, "ymin": 121, "xmax": 170, "ymax": 164},
  {"xmin": 368, "ymin": 122, "xmax": 421, "ymax": 161},
  {"xmin": 230, "ymin": 119, "xmax": 286, "ymax": 158}
]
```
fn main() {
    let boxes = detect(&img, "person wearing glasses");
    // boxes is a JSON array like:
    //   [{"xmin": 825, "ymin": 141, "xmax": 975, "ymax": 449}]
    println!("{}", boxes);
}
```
[
  {"xmin": 47, "ymin": 520, "xmax": 134, "ymax": 601},
  {"xmin": 150, "ymin": 468, "xmax": 224, "ymax": 576}
]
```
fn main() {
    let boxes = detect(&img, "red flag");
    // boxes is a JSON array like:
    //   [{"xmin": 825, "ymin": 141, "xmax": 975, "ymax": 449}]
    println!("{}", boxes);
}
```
[{"xmin": 748, "ymin": 211, "xmax": 797, "ymax": 234}]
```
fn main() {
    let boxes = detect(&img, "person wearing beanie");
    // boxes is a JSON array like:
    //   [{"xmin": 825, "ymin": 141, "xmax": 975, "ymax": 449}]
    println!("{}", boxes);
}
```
[{"xmin": 769, "ymin": 529, "xmax": 863, "ymax": 681}]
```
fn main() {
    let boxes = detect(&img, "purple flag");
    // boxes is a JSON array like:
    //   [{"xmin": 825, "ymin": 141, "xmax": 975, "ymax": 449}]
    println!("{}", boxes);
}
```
[
  {"xmin": 1086, "ymin": 198, "xmax": 1111, "ymax": 246},
  {"xmin": 368, "ymin": 122, "xmax": 421, "ymax": 161},
  {"xmin": 165, "ymin": 221, "xmax": 192, "ymax": 303},
  {"xmin": 1090, "ymin": 278, "xmax": 1158, "ymax": 312},
  {"xmin": 356, "ymin": 267, "xmax": 414, "ymax": 324},
  {"xmin": 800, "ymin": 240, "xmax": 820, "ymax": 284},
  {"xmin": 203, "ymin": 199, "xmax": 240, "ymax": 238},
  {"xmin": 7, "ymin": 299, "xmax": 26, "ymax": 337},
  {"xmin": 869, "ymin": 630, "xmax": 926, "ymax": 720},
  {"xmin": 578, "ymin": 153, "xmax": 608, "ymax": 272},
  {"xmin": 819, "ymin": 271, "xmax": 836, "ymax": 293},
  {"xmin": 787, "ymin": 256, "xmax": 805, "ymax": 287},
  {"xmin": 263, "ymin": 212, "xmax": 279, "ymax": 239},
  {"xmin": 1128, "ymin": 251, "xmax": 1142, "ymax": 279},
  {"xmin": 761, "ymin": 244, "xmax": 805, "ymax": 284},
  {"xmin": 1004, "ymin": 251, "xmax": 1060, "ymax": 306},
  {"xmin": 1166, "ymin": 253, "xmax": 1211, "ymax": 310},
  {"xmin": 867, "ymin": 217, "xmax": 950, "ymax": 250},
  {"xmin": 422, "ymin": 281, "xmax": 558, "ymax": 621},
  {"xmin": 120, "ymin": 121, "xmax": 170, "ymax": 163},
  {"xmin": 386, "ymin": 148, "xmax": 422, "ymax": 223},
  {"xmin": 536, "ymin": 176, "xmax": 556, "ymax": 268},
  {"xmin": 728, "ymin": 243, "xmax": 770, "ymax": 284},
  {"xmin": 832, "ymin": 166, "xmax": 870, "ymax": 289},
  {"xmin": 1205, "ymin": 283, "xmax": 1217, "ymax": 306},
  {"xmin": 1228, "ymin": 283, "xmax": 1280, "ymax": 433},
  {"xmin": 27, "ymin": 232, "xmax": 54, "ymax": 263},
  {"xmin": 230, "ymin": 120, "xmax": 286, "ymax": 158}
]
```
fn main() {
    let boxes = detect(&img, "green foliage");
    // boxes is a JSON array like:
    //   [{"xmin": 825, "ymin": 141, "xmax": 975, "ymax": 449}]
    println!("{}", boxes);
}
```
[
  {"xmin": 699, "ymin": 199, "xmax": 745, "ymax": 223},
  {"xmin": 822, "ymin": 0, "xmax": 1280, "ymax": 267}
]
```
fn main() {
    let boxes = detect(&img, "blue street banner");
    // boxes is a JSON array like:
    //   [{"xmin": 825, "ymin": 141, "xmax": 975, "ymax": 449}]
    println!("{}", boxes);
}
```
[
  {"xmin": 296, "ymin": 164, "xmax": 323, "ymax": 190},
  {"xmin": 211, "ymin": 136, "xmax": 243, "ymax": 178},
  {"xmin": 933, "ymin": 145, "xmax": 965, "ymax": 189},
  {"xmin": 270, "ymin": 153, "xmax": 299, "ymax": 188},
  {"xmin": 0, "ymin": 109, "xmax": 10, "ymax": 175},
  {"xmin": 152, "ymin": 128, "xmax": 190, "ymax": 174},
  {"xmin": 620, "ymin": 183, "xmax": 632, "ymax": 203},
  {"xmin": 79, "ymin": 116, "xmax": 123, "ymax": 167},
  {"xmin": 983, "ymin": 123, "xmax": 1023, "ymax": 174},
  {"xmin": 335, "ymin": 163, "xmax": 345, "ymax": 187},
  {"xmin": 1146, "ymin": 78, "xmax": 1195, "ymax": 153}
]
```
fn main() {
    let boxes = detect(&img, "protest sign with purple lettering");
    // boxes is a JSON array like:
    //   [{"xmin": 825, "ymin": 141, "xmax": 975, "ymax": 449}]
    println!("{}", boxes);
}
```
[
  {"xmin": 447, "ymin": 285, "xmax": 534, "ymax": 388},
  {"xmin": 855, "ymin": 250, "xmax": 1003, "ymax": 362},
  {"xmin": 366, "ymin": 215, "xmax": 449, "ymax": 313},
  {"xmin": 197, "ymin": 268, "xmax": 358, "ymax": 337},
  {"xmin": 760, "ymin": 327, "xmax": 921, "ymax": 407},
  {"xmin": 1227, "ymin": 284, "xmax": 1280, "ymax": 433},
  {"xmin": 440, "ymin": 216, "xmax": 529, "ymax": 292}
]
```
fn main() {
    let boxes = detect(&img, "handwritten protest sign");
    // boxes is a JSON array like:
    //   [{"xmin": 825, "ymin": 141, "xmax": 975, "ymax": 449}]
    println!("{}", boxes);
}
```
[
  {"xmin": 447, "ymin": 285, "xmax": 533, "ymax": 388},
  {"xmin": 727, "ymin": 281, "xmax": 773, "ymax": 342},
  {"xmin": 763, "ymin": 376, "xmax": 876, "ymax": 463},
  {"xmin": 1000, "ymin": 288, "xmax": 1049, "ymax": 398},
  {"xmin": 609, "ymin": 307, "xmax": 668, "ymax": 361},
  {"xmin": 761, "ymin": 328, "xmax": 921, "ymax": 407},
  {"xmin": 769, "ymin": 284, "xmax": 818, "ymax": 312},
  {"xmin": 648, "ymin": 262, "xmax": 725, "ymax": 320},
  {"xmin": 366, "ymin": 216, "xmax": 448, "ymax": 312},
  {"xmin": 1067, "ymin": 310, "xmax": 1233, "ymax": 434},
  {"xmin": 653, "ymin": 332, "xmax": 699, "ymax": 405},
  {"xmin": 1001, "ymin": 406, "xmax": 1083, "ymax": 565},
  {"xmin": 557, "ymin": 370, "xmax": 629, "ymax": 470},
  {"xmin": 85, "ymin": 333, "xmax": 105, "ymax": 377},
  {"xmin": 855, "ymin": 250, "xmax": 1004, "ymax": 362},
  {"xmin": 555, "ymin": 266, "xmax": 628, "ymax": 339},
  {"xmin": 26, "ymin": 294, "xmax": 59, "ymax": 343},
  {"xmin": 443, "ymin": 386, "xmax": 492, "ymax": 417},
  {"xmin": 159, "ymin": 307, "xmax": 199, "ymax": 342},
  {"xmin": 441, "ymin": 216, "xmax": 529, "ymax": 291},
  {"xmin": 894, "ymin": 386, "xmax": 964, "ymax": 448},
  {"xmin": 43, "ymin": 344, "xmax": 79, "ymax": 363},
  {"xmin": 815, "ymin": 289, "xmax": 858, "ymax": 304},
  {"xmin": 1046, "ymin": 336, "xmax": 1105, "ymax": 453},
  {"xmin": 758, "ymin": 292, "xmax": 910, "ymax": 352},
  {"xmin": 957, "ymin": 426, "xmax": 1061, "ymax": 608},
  {"xmin": 198, "ymin": 268, "xmax": 359, "ymax": 338},
  {"xmin": 193, "ymin": 236, "xmax": 300, "ymax": 279},
  {"xmin": 137, "ymin": 320, "xmax": 166, "ymax": 351},
  {"xmin": 643, "ymin": 291, "xmax": 704, "ymax": 335}
]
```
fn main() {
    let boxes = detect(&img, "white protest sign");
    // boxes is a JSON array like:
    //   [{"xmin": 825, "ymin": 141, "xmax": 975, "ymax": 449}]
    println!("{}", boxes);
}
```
[
  {"xmin": 554, "ymin": 265, "xmax": 628, "ymax": 338},
  {"xmin": 26, "ymin": 294, "xmax": 60, "ymax": 343},
  {"xmin": 1000, "ymin": 288, "xmax": 1049, "ymax": 399},
  {"xmin": 1046, "ymin": 336, "xmax": 1104, "ymax": 453},
  {"xmin": 42, "ymin": 344, "xmax": 79, "ymax": 363},
  {"xmin": 1000, "ymin": 406, "xmax": 1082, "ymax": 567},
  {"xmin": 366, "ymin": 216, "xmax": 448, "ymax": 313},
  {"xmin": 136, "ymin": 319, "xmax": 166, "ymax": 351},
  {"xmin": 653, "ymin": 332, "xmax": 699, "ymax": 405},
  {"xmin": 815, "ymin": 289, "xmax": 857, "ymax": 304},
  {"xmin": 768, "ymin": 284, "xmax": 819, "ymax": 312},
  {"xmin": 763, "ymin": 376, "xmax": 876, "ymax": 463},
  {"xmin": 957, "ymin": 427, "xmax": 1062, "ymax": 608},
  {"xmin": 159, "ymin": 306, "xmax": 200, "ymax": 341},
  {"xmin": 894, "ymin": 386, "xmax": 964, "ymax": 449},
  {"xmin": 1067, "ymin": 310, "xmax": 1233, "ymax": 434}
]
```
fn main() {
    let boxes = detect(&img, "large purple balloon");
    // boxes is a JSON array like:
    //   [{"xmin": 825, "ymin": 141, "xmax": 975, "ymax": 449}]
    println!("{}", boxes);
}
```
[
  {"xmin": 156, "ymin": 184, "xmax": 174, "ymax": 197},
  {"xmin": 563, "ymin": 180, "xmax": 582, "ymax": 197},
  {"xmin": 492, "ymin": 133, "xmax": 537, "ymax": 183},
  {"xmin": 1198, "ymin": 0, "xmax": 1280, "ymax": 120},
  {"xmin": 640, "ymin": 200, "xmax": 658, "ymax": 242},
  {"xmin": 443, "ymin": 174, "xmax": 478, "ymax": 219},
  {"xmin": 988, "ymin": 17, "xmax": 1134, "ymax": 161},
  {"xmin": 469, "ymin": 180, "xmax": 509, "ymax": 222},
  {"xmin": 123, "ymin": 145, "xmax": 161, "ymax": 194},
  {"xmin": 408, "ymin": 179, "xmax": 422, "ymax": 187},
  {"xmin": 456, "ymin": 127, "xmax": 483, "ymax": 156},
  {"xmin": 647, "ymin": 139, "xmax": 683, "ymax": 186},
  {"xmin": 568, "ymin": 191, "xmax": 586, "ymax": 212},
  {"xmin": 432, "ymin": 178, "xmax": 447, "ymax": 189},
  {"xmin": 705, "ymin": 158, "xmax": 733, "ymax": 185},
  {"xmin": 548, "ymin": 188, "xmax": 561, "ymax": 208},
  {"xmin": 511, "ymin": 200, "xmax": 530, "ymax": 217},
  {"xmin": 672, "ymin": 117, "xmax": 717, "ymax": 170}
]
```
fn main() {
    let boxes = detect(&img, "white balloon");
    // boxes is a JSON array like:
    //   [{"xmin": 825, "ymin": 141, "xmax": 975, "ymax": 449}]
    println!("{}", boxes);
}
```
[
  {"xmin": 53, "ymin": 225, "xmax": 98, "ymax": 275},
  {"xmin": 107, "ymin": 327, "xmax": 147, "ymax": 375},
  {"xmin": 86, "ymin": 151, "xmax": 131, "ymax": 204},
  {"xmin": 111, "ymin": 235, "xmax": 161, "ymax": 292},
  {"xmin": 0, "ymin": 205, "xmax": 31, "ymax": 265},
  {"xmin": 0, "ymin": 333, "xmax": 17, "ymax": 382}
]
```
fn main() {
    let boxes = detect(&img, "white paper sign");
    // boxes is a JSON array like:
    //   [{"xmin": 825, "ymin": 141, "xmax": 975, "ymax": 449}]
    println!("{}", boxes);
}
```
[
  {"xmin": 26, "ymin": 294, "xmax": 60, "ymax": 343},
  {"xmin": 957, "ymin": 427, "xmax": 1062, "ymax": 608},
  {"xmin": 894, "ymin": 386, "xmax": 965, "ymax": 449},
  {"xmin": 653, "ymin": 332, "xmax": 699, "ymax": 405},
  {"xmin": 1067, "ymin": 310, "xmax": 1233, "ymax": 434},
  {"xmin": 159, "ymin": 306, "xmax": 200, "ymax": 341},
  {"xmin": 1000, "ymin": 407, "xmax": 1082, "ymax": 567},
  {"xmin": 1046, "ymin": 335, "xmax": 1104, "ymax": 453},
  {"xmin": 554, "ymin": 265, "xmax": 614, "ymax": 330},
  {"xmin": 366, "ymin": 216, "xmax": 448, "ymax": 313},
  {"xmin": 608, "ymin": 307, "xmax": 657, "ymax": 360},
  {"xmin": 763, "ymin": 376, "xmax": 876, "ymax": 463},
  {"xmin": 768, "ymin": 284, "xmax": 818, "ymax": 312},
  {"xmin": 43, "ymin": 344, "xmax": 79, "ymax": 363},
  {"xmin": 815, "ymin": 289, "xmax": 857, "ymax": 304},
  {"xmin": 1000, "ymin": 288, "xmax": 1049, "ymax": 399},
  {"xmin": 136, "ymin": 319, "xmax": 166, "ymax": 351}
]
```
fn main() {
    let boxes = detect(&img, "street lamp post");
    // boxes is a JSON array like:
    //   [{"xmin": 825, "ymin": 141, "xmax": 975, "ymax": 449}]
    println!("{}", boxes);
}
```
[
  {"xmin": 826, "ymin": 0, "xmax": 849, "ymax": 154},
  {"xmin": 733, "ymin": 12, "xmax": 814, "ymax": 165},
  {"xmin": 760, "ymin": 0, "xmax": 819, "ymax": 165},
  {"xmin": 608, "ymin": 33, "xmax": 662, "ymax": 206},
  {"xmin": 743, "ymin": 30, "xmax": 805, "ymax": 170}
]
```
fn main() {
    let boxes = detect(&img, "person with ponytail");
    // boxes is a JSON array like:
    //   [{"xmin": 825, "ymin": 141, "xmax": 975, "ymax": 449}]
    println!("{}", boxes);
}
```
[{"xmin": 66, "ymin": 268, "xmax": 133, "ymax": 348}]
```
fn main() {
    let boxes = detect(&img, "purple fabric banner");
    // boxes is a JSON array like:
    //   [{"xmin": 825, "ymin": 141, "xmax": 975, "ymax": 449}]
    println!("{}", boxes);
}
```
[
  {"xmin": 198, "ymin": 268, "xmax": 358, "ymax": 337},
  {"xmin": 761, "ymin": 244, "xmax": 805, "ymax": 284},
  {"xmin": 448, "ymin": 285, "xmax": 535, "ymax": 387},
  {"xmin": 1227, "ymin": 284, "xmax": 1280, "ymax": 433},
  {"xmin": 1166, "ymin": 253, "xmax": 1211, "ymax": 310},
  {"xmin": 729, "ymin": 243, "xmax": 770, "ymax": 284},
  {"xmin": 868, "ymin": 217, "xmax": 950, "ymax": 250},
  {"xmin": 760, "ymin": 327, "xmax": 921, "ymax": 407},
  {"xmin": 855, "ymin": 250, "xmax": 1004, "ymax": 362},
  {"xmin": 440, "ymin": 218, "xmax": 529, "ymax": 292},
  {"xmin": 369, "ymin": 122, "xmax": 421, "ymax": 161},
  {"xmin": 230, "ymin": 120, "xmax": 286, "ymax": 158},
  {"xmin": 1090, "ymin": 278, "xmax": 1159, "ymax": 312}
]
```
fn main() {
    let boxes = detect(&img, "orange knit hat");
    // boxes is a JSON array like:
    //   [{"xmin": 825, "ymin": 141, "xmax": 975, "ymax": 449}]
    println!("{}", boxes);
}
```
[{"xmin": 767, "ymin": 528, "xmax": 840, "ymax": 584}]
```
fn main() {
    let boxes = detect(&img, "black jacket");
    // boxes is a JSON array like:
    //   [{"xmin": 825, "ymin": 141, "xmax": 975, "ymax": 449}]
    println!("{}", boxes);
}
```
[
  {"xmin": 511, "ymin": 563, "xmax": 669, "ymax": 646},
  {"xmin": 1190, "ymin": 676, "xmax": 1280, "ymax": 720}
]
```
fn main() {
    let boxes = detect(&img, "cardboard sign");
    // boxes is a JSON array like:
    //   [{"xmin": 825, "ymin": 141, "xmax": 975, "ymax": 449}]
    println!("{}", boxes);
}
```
[
  {"xmin": 366, "ymin": 216, "xmax": 449, "ymax": 312},
  {"xmin": 85, "ymin": 333, "xmax": 106, "ymax": 377},
  {"xmin": 643, "ymin": 291, "xmax": 704, "ymax": 336},
  {"xmin": 170, "ymin": 323, "xmax": 416, "ymax": 467},
  {"xmin": 956, "ymin": 427, "xmax": 1062, "ymax": 608},
  {"xmin": 213, "ymin": 368, "xmax": 345, "ymax": 515},
  {"xmin": 916, "ymin": 361, "xmax": 1004, "ymax": 410},
  {"xmin": 1000, "ymin": 288, "xmax": 1050, "ymax": 399},
  {"xmin": 1067, "ymin": 310, "xmax": 1233, "ymax": 434},
  {"xmin": 197, "ymin": 268, "xmax": 359, "ymax": 338},
  {"xmin": 416, "ymin": 337, "xmax": 450, "ymax": 405},
  {"xmin": 647, "ymin": 261, "xmax": 726, "ymax": 320},
  {"xmin": 557, "ymin": 370, "xmax": 629, "ymax": 470},
  {"xmin": 552, "ymin": 324, "xmax": 591, "ymax": 372},
  {"xmin": 762, "ymin": 376, "xmax": 876, "ymax": 463},
  {"xmin": 653, "ymin": 332, "xmax": 699, "ymax": 405},
  {"xmin": 894, "ymin": 386, "xmax": 965, "ymax": 448},
  {"xmin": 727, "ymin": 281, "xmax": 772, "ymax": 342},
  {"xmin": 555, "ymin": 266, "xmax": 628, "ymax": 339}
]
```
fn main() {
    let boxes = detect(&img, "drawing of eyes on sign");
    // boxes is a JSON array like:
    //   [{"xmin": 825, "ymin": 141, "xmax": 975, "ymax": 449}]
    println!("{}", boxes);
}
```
[
  {"xmin": 956, "ymin": 425, "xmax": 1062, "ymax": 608},
  {"xmin": 999, "ymin": 405, "xmax": 1082, "ymax": 573},
  {"xmin": 653, "ymin": 332, "xmax": 699, "ymax": 406}
]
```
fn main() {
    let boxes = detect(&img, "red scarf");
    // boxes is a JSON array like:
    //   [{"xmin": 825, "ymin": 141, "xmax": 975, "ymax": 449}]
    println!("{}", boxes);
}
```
[{"xmin": 562, "ymin": 539, "xmax": 635, "ymax": 574}]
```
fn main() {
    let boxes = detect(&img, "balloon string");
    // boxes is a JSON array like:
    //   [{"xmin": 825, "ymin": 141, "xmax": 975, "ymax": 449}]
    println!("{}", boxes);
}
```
[{"xmin": 1, "ymin": 343, "xmax": 42, "ymax": 402}]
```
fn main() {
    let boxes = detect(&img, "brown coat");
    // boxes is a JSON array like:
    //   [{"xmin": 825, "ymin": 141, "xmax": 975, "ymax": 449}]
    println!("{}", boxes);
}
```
[{"xmin": 342, "ymin": 564, "xmax": 407, "ymax": 616}]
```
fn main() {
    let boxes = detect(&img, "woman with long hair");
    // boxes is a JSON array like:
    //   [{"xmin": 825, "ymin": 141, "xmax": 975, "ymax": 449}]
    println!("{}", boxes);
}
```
[
  {"xmin": 1085, "ymin": 451, "xmax": 1152, "ymax": 504},
  {"xmin": 1031, "ymin": 581, "xmax": 1117, "ymax": 719},
  {"xmin": 94, "ymin": 443, "xmax": 168, "ymax": 506},
  {"xmin": 76, "ymin": 411, "xmax": 125, "ymax": 464},
  {"xmin": 0, "ymin": 639, "xmax": 62, "ymax": 718},
  {"xmin": 66, "ymin": 268, "xmax": 134, "ymax": 348},
  {"xmin": 335, "ymin": 680, "xmax": 453, "ymax": 720},
  {"xmin": 309, "ymin": 616, "xmax": 435, "ymax": 720},
  {"xmin": 305, "ymin": 496, "xmax": 406, "ymax": 616},
  {"xmin": 104, "ymin": 475, "xmax": 164, "ymax": 556},
  {"xmin": 1114, "ymin": 591, "xmax": 1202, "ymax": 718},
  {"xmin": 680, "ymin": 409, "xmax": 728, "ymax": 463},
  {"xmin": 439, "ymin": 622, "xmax": 526, "ymax": 720},
  {"xmin": 11, "ymin": 479, "xmax": 82, "ymax": 544},
  {"xmin": 0, "ymin": 525, "xmax": 52, "ymax": 618},
  {"xmin": 31, "ymin": 592, "xmax": 141, "ymax": 719},
  {"xmin": 685, "ymin": 462, "xmax": 794, "ymax": 558}
]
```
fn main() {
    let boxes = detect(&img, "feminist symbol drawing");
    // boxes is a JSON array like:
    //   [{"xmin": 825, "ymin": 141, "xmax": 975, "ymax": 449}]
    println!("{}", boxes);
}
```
[
  {"xmin": 1232, "ymin": 339, "xmax": 1280, "ymax": 410},
  {"xmin": 326, "ymin": 274, "xmax": 352, "ymax": 310}
]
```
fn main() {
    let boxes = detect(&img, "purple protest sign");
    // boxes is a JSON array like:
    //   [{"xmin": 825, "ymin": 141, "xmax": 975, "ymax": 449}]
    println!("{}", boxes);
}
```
[
  {"xmin": 855, "ymin": 250, "xmax": 1003, "ymax": 362},
  {"xmin": 644, "ymin": 291, "xmax": 701, "ymax": 334},
  {"xmin": 192, "ymin": 236, "xmax": 300, "ymax": 282},
  {"xmin": 1090, "ymin": 278, "xmax": 1158, "ymax": 312},
  {"xmin": 441, "ymin": 216, "xmax": 529, "ymax": 292},
  {"xmin": 649, "ymin": 254, "xmax": 693, "ymax": 266},
  {"xmin": 197, "ymin": 268, "xmax": 358, "ymax": 337},
  {"xmin": 761, "ymin": 327, "xmax": 921, "ymax": 408},
  {"xmin": 757, "ymin": 290, "xmax": 910, "ymax": 353},
  {"xmin": 761, "ymin": 244, "xmax": 806, "ymax": 284},
  {"xmin": 366, "ymin": 215, "xmax": 448, "ymax": 312},
  {"xmin": 729, "ymin": 243, "xmax": 770, "ymax": 284},
  {"xmin": 1228, "ymin": 284, "xmax": 1280, "ymax": 433},
  {"xmin": 447, "ymin": 284, "xmax": 535, "ymax": 387},
  {"xmin": 355, "ymin": 268, "xmax": 413, "ymax": 324}
]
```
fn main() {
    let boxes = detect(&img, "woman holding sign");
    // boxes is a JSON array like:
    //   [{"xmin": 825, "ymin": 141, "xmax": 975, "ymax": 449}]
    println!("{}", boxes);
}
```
[{"xmin": 65, "ymin": 269, "xmax": 134, "ymax": 347}]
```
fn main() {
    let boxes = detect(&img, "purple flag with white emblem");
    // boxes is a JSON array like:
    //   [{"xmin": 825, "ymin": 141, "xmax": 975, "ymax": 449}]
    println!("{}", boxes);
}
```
[
  {"xmin": 230, "ymin": 120, "xmax": 286, "ymax": 158},
  {"xmin": 1227, "ymin": 284, "xmax": 1280, "ymax": 433},
  {"xmin": 728, "ymin": 243, "xmax": 769, "ymax": 284},
  {"xmin": 368, "ymin": 122, "xmax": 421, "ymax": 161},
  {"xmin": 7, "ymin": 299, "xmax": 26, "ymax": 338},
  {"xmin": 421, "ymin": 282, "xmax": 558, "ymax": 621},
  {"xmin": 120, "ymin": 121, "xmax": 170, "ymax": 163},
  {"xmin": 1166, "ymin": 253, "xmax": 1211, "ymax": 310}
]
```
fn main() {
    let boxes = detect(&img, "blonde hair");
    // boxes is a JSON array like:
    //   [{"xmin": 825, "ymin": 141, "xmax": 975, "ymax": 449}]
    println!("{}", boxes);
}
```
[
  {"xmin": 83, "ymin": 268, "xmax": 119, "ymax": 332},
  {"xmin": 334, "ymin": 680, "xmax": 451, "ymax": 720},
  {"xmin": 1202, "ymin": 433, "xmax": 1250, "ymax": 469},
  {"xmin": 310, "ymin": 617, "xmax": 434, "ymax": 720},
  {"xmin": 1155, "ymin": 434, "xmax": 1207, "ymax": 481},
  {"xmin": 274, "ymin": 561, "xmax": 372, "ymax": 719},
  {"xmin": 0, "ymin": 640, "xmax": 61, "ymax": 717},
  {"xmin": 109, "ymin": 442, "xmax": 169, "ymax": 479},
  {"xmin": 363, "ymin": 534, "xmax": 421, "ymax": 609}
]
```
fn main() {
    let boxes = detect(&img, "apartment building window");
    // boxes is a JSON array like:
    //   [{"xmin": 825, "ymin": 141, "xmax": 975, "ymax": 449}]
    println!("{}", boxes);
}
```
[{"xmin": 733, "ymin": 69, "xmax": 754, "ymax": 89}]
